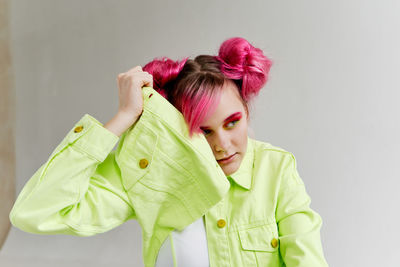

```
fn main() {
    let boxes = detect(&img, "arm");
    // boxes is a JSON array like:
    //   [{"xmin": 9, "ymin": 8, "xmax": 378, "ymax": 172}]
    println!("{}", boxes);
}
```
[
  {"xmin": 9, "ymin": 114, "xmax": 135, "ymax": 236},
  {"xmin": 276, "ymin": 153, "xmax": 329, "ymax": 266}
]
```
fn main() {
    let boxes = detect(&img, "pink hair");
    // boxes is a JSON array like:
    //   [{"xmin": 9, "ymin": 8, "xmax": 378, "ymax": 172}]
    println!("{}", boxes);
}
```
[
  {"xmin": 142, "ymin": 56, "xmax": 188, "ymax": 98},
  {"xmin": 216, "ymin": 37, "xmax": 273, "ymax": 101},
  {"xmin": 142, "ymin": 37, "xmax": 272, "ymax": 136}
]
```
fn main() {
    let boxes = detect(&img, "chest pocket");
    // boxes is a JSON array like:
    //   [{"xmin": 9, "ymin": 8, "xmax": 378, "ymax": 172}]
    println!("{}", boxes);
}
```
[
  {"xmin": 239, "ymin": 223, "xmax": 279, "ymax": 252},
  {"xmin": 238, "ymin": 222, "xmax": 281, "ymax": 266}
]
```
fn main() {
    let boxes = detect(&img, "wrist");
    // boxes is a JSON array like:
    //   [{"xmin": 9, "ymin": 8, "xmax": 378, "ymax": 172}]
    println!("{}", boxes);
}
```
[
  {"xmin": 116, "ymin": 110, "xmax": 140, "ymax": 125},
  {"xmin": 104, "ymin": 112, "xmax": 139, "ymax": 137}
]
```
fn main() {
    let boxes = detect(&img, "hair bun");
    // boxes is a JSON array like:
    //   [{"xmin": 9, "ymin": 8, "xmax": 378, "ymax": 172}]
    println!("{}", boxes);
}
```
[
  {"xmin": 216, "ymin": 37, "xmax": 273, "ymax": 101},
  {"xmin": 143, "ymin": 57, "xmax": 188, "ymax": 97}
]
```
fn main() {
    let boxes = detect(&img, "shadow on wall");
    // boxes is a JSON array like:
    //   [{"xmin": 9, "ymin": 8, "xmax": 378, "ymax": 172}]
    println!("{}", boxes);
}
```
[{"xmin": 0, "ymin": 0, "xmax": 16, "ymax": 250}]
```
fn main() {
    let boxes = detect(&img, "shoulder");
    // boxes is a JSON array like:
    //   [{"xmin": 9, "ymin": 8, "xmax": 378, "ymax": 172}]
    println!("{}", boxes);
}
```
[
  {"xmin": 249, "ymin": 137, "xmax": 298, "ymax": 174},
  {"xmin": 249, "ymin": 137, "xmax": 303, "ymax": 186},
  {"xmin": 250, "ymin": 138, "xmax": 295, "ymax": 159}
]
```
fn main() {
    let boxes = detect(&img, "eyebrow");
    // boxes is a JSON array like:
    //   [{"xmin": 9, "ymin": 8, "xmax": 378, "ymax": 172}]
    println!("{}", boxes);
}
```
[
  {"xmin": 223, "ymin": 112, "xmax": 242, "ymax": 123},
  {"xmin": 200, "ymin": 112, "xmax": 242, "ymax": 129}
]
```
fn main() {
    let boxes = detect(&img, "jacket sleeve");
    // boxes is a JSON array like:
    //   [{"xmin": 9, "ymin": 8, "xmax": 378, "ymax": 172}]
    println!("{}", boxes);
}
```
[
  {"xmin": 275, "ymin": 153, "xmax": 329, "ymax": 267},
  {"xmin": 9, "ymin": 114, "xmax": 136, "ymax": 236}
]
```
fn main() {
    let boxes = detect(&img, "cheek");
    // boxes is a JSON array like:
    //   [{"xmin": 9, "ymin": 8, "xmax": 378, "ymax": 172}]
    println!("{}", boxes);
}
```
[
  {"xmin": 204, "ymin": 135, "xmax": 219, "ymax": 152},
  {"xmin": 233, "ymin": 122, "xmax": 248, "ymax": 149},
  {"xmin": 204, "ymin": 137, "xmax": 213, "ymax": 149}
]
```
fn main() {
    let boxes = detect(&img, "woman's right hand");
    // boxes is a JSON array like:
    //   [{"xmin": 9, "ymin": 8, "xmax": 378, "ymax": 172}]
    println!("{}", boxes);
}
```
[
  {"xmin": 104, "ymin": 66, "xmax": 153, "ymax": 137},
  {"xmin": 116, "ymin": 66, "xmax": 153, "ymax": 121}
]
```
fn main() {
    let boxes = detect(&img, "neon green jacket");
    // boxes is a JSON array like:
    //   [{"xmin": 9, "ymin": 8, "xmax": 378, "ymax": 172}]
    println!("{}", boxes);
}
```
[{"xmin": 9, "ymin": 87, "xmax": 328, "ymax": 267}]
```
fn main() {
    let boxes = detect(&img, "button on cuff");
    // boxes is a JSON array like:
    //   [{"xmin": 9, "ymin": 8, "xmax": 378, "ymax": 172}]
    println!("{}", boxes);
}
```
[
  {"xmin": 71, "ymin": 114, "xmax": 119, "ymax": 162},
  {"xmin": 74, "ymin": 125, "xmax": 84, "ymax": 133}
]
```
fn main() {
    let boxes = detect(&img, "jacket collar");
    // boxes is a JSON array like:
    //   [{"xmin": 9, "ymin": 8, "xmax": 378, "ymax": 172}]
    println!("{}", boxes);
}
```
[
  {"xmin": 227, "ymin": 137, "xmax": 254, "ymax": 190},
  {"xmin": 136, "ymin": 87, "xmax": 254, "ymax": 190}
]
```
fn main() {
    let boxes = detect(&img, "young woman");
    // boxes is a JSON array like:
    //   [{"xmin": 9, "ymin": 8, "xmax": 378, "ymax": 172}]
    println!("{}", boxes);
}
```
[{"xmin": 10, "ymin": 37, "xmax": 328, "ymax": 266}]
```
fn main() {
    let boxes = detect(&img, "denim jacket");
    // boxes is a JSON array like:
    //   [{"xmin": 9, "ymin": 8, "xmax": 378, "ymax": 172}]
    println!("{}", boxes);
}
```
[{"xmin": 10, "ymin": 87, "xmax": 328, "ymax": 267}]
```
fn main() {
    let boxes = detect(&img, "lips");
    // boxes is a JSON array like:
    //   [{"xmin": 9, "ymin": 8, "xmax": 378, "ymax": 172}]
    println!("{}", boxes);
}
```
[{"xmin": 217, "ymin": 153, "xmax": 237, "ymax": 164}]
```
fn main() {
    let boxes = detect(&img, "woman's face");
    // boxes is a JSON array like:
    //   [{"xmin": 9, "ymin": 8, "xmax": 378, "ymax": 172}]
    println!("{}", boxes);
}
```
[{"xmin": 200, "ymin": 80, "xmax": 248, "ymax": 176}]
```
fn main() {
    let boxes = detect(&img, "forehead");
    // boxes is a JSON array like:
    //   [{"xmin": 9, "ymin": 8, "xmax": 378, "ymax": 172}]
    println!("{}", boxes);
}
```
[{"xmin": 201, "ymin": 80, "xmax": 245, "ymax": 126}]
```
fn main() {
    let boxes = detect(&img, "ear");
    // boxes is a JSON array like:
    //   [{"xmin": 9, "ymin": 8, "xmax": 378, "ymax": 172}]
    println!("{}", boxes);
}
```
[{"xmin": 244, "ymin": 103, "xmax": 250, "ymax": 120}]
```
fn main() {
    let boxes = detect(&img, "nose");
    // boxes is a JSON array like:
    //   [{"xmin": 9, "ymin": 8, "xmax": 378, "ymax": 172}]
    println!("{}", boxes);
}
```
[
  {"xmin": 214, "ymin": 144, "xmax": 225, "ymax": 153},
  {"xmin": 213, "ymin": 131, "xmax": 229, "ymax": 153}
]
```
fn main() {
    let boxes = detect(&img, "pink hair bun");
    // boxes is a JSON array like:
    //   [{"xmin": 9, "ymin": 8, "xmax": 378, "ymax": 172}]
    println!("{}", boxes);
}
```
[
  {"xmin": 143, "ymin": 56, "xmax": 188, "ymax": 97},
  {"xmin": 216, "ymin": 37, "xmax": 273, "ymax": 101}
]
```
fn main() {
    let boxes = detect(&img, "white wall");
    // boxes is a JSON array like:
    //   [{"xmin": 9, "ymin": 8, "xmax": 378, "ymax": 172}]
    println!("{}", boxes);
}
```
[{"xmin": 1, "ymin": 0, "xmax": 399, "ymax": 266}]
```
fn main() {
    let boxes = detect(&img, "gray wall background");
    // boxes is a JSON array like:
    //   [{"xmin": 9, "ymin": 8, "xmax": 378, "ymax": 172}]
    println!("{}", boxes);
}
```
[{"xmin": 1, "ymin": 0, "xmax": 399, "ymax": 266}]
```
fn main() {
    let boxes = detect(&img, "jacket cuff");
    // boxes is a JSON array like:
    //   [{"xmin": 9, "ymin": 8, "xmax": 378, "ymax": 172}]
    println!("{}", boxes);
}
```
[
  {"xmin": 65, "ymin": 114, "xmax": 120, "ymax": 162},
  {"xmin": 115, "ymin": 88, "xmax": 231, "ymax": 231}
]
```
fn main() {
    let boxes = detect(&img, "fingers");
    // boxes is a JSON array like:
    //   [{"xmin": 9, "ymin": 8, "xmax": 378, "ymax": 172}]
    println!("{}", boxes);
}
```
[
  {"xmin": 116, "ymin": 65, "xmax": 153, "ymax": 89},
  {"xmin": 117, "ymin": 66, "xmax": 150, "ymax": 79},
  {"xmin": 143, "ymin": 75, "xmax": 153, "ymax": 88},
  {"xmin": 141, "ymin": 72, "xmax": 153, "ymax": 88},
  {"xmin": 127, "ymin": 65, "xmax": 142, "ymax": 73},
  {"xmin": 127, "ymin": 66, "xmax": 152, "ymax": 81}
]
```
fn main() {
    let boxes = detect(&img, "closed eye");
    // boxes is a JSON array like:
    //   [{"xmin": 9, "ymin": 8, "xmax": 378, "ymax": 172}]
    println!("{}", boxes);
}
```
[{"xmin": 200, "ymin": 128, "xmax": 212, "ymax": 135}]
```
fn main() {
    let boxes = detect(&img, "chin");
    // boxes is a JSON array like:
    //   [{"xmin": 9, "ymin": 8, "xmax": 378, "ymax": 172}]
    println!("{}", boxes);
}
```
[
  {"xmin": 218, "ymin": 153, "xmax": 243, "ymax": 175},
  {"xmin": 221, "ymin": 162, "xmax": 240, "ymax": 176}
]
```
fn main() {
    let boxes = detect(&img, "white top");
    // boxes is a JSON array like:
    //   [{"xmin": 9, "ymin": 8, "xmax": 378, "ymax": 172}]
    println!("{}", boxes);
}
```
[{"xmin": 155, "ymin": 215, "xmax": 210, "ymax": 267}]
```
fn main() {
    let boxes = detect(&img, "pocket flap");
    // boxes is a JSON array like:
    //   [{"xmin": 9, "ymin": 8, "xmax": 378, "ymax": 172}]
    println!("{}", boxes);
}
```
[{"xmin": 238, "ymin": 224, "xmax": 279, "ymax": 252}]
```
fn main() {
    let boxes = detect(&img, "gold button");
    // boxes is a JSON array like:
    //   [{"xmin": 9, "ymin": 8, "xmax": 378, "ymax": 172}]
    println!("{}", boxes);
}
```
[
  {"xmin": 217, "ymin": 219, "xmax": 226, "ymax": 228},
  {"xmin": 271, "ymin": 238, "xmax": 278, "ymax": 248},
  {"xmin": 74, "ymin": 126, "xmax": 84, "ymax": 133},
  {"xmin": 139, "ymin": 159, "xmax": 149, "ymax": 169}
]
